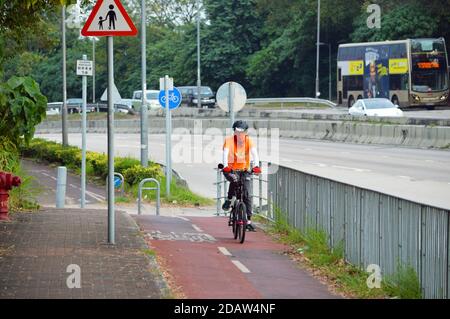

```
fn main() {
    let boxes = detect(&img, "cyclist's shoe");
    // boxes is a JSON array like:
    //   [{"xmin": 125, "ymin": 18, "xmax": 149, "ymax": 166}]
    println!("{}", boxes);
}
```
[
  {"xmin": 246, "ymin": 222, "xmax": 256, "ymax": 232},
  {"xmin": 222, "ymin": 200, "xmax": 232, "ymax": 211}
]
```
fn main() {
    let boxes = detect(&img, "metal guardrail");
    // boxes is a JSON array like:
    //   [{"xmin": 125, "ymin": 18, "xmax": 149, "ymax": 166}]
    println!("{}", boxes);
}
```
[
  {"xmin": 138, "ymin": 178, "xmax": 160, "ymax": 216},
  {"xmin": 246, "ymin": 97, "xmax": 337, "ymax": 108},
  {"xmin": 214, "ymin": 161, "xmax": 269, "ymax": 217},
  {"xmin": 267, "ymin": 162, "xmax": 450, "ymax": 299}
]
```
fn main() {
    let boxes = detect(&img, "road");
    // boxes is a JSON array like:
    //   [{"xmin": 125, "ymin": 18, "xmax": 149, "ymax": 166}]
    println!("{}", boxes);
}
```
[
  {"xmin": 36, "ymin": 133, "xmax": 450, "ymax": 210},
  {"xmin": 247, "ymin": 105, "xmax": 450, "ymax": 119}
]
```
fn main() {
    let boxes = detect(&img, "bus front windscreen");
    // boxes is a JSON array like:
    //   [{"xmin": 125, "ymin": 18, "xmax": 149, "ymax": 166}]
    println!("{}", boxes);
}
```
[{"xmin": 411, "ymin": 39, "xmax": 449, "ymax": 92}]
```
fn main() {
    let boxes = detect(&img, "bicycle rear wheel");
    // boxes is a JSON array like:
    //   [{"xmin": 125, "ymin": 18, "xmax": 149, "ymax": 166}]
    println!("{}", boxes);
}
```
[{"xmin": 237, "ymin": 202, "xmax": 247, "ymax": 244}]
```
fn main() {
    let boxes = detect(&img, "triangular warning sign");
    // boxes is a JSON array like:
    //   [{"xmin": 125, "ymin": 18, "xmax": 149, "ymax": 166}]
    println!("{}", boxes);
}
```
[{"xmin": 81, "ymin": 0, "xmax": 137, "ymax": 37}]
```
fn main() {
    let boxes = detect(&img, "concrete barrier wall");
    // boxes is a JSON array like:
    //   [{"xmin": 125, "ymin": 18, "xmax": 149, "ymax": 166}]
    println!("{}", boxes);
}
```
[
  {"xmin": 150, "ymin": 107, "xmax": 450, "ymax": 126},
  {"xmin": 36, "ymin": 118, "xmax": 450, "ymax": 149}
]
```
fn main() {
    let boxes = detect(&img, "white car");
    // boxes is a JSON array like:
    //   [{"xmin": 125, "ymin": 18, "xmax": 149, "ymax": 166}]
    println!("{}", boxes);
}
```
[
  {"xmin": 349, "ymin": 98, "xmax": 403, "ymax": 117},
  {"xmin": 131, "ymin": 90, "xmax": 161, "ymax": 111},
  {"xmin": 46, "ymin": 102, "xmax": 62, "ymax": 115}
]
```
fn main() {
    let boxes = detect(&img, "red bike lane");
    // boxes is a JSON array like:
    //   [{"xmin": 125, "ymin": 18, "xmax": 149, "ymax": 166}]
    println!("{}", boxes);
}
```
[{"xmin": 134, "ymin": 215, "xmax": 340, "ymax": 299}]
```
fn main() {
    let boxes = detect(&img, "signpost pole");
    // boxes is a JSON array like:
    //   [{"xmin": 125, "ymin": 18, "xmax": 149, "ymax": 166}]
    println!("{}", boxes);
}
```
[
  {"xmin": 165, "ymin": 75, "xmax": 171, "ymax": 198},
  {"xmin": 81, "ymin": 0, "xmax": 138, "ymax": 246},
  {"xmin": 62, "ymin": 5, "xmax": 68, "ymax": 146},
  {"xmin": 81, "ymin": 54, "xmax": 87, "ymax": 208},
  {"xmin": 107, "ymin": 36, "xmax": 115, "ymax": 245},
  {"xmin": 140, "ymin": 0, "xmax": 148, "ymax": 167},
  {"xmin": 228, "ymin": 82, "xmax": 234, "ymax": 127}
]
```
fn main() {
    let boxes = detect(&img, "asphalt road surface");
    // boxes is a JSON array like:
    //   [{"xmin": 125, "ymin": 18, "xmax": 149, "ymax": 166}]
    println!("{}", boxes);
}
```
[{"xmin": 36, "ymin": 133, "xmax": 450, "ymax": 210}]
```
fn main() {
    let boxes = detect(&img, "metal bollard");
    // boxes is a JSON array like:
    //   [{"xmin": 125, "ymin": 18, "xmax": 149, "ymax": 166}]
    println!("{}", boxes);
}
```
[
  {"xmin": 138, "ymin": 178, "xmax": 160, "ymax": 216},
  {"xmin": 56, "ymin": 166, "xmax": 67, "ymax": 208}
]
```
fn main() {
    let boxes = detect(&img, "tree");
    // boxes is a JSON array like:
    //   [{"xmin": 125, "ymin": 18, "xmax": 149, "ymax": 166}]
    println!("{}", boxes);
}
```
[
  {"xmin": 201, "ymin": 0, "xmax": 262, "ymax": 91},
  {"xmin": 0, "ymin": 76, "xmax": 47, "ymax": 146}
]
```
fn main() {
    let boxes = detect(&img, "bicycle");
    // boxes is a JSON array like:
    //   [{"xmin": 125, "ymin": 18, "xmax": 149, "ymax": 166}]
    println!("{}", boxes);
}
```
[
  {"xmin": 160, "ymin": 93, "xmax": 180, "ymax": 104},
  {"xmin": 218, "ymin": 164, "xmax": 254, "ymax": 244}
]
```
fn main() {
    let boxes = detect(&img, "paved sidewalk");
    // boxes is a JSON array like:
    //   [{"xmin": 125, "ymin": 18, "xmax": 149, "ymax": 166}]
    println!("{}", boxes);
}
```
[{"xmin": 0, "ymin": 208, "xmax": 168, "ymax": 299}]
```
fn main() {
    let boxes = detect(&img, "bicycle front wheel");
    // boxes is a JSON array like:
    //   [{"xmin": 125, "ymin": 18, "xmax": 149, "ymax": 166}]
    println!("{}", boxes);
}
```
[{"xmin": 237, "ymin": 202, "xmax": 247, "ymax": 244}]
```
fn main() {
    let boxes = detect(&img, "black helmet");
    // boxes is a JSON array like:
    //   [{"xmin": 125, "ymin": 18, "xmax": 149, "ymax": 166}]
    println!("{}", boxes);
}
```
[{"xmin": 232, "ymin": 120, "xmax": 249, "ymax": 132}]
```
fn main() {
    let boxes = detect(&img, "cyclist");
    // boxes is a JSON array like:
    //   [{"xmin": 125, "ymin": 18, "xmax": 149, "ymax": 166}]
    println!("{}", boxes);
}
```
[{"xmin": 222, "ymin": 120, "xmax": 261, "ymax": 231}]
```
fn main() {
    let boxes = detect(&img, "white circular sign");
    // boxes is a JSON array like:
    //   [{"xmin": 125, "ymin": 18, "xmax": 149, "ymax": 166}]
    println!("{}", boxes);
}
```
[{"xmin": 216, "ymin": 82, "xmax": 247, "ymax": 113}]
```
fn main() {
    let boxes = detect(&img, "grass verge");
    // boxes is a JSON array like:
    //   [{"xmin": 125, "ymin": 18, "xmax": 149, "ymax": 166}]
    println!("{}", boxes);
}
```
[{"xmin": 264, "ymin": 207, "xmax": 422, "ymax": 299}]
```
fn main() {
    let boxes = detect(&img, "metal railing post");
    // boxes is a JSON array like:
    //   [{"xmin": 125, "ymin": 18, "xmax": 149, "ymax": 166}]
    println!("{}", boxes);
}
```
[
  {"xmin": 216, "ymin": 169, "xmax": 221, "ymax": 216},
  {"xmin": 259, "ymin": 160, "xmax": 263, "ymax": 214}
]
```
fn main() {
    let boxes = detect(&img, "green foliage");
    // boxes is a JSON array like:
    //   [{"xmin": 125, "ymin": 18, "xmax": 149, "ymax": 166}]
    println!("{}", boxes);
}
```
[
  {"xmin": 202, "ymin": 0, "xmax": 262, "ymax": 90},
  {"xmin": 0, "ymin": 76, "xmax": 47, "ymax": 145},
  {"xmin": 384, "ymin": 262, "xmax": 422, "ymax": 299},
  {"xmin": 123, "ymin": 165, "xmax": 164, "ymax": 186},
  {"xmin": 351, "ymin": 2, "xmax": 439, "ymax": 42},
  {"xmin": 2, "ymin": 0, "xmax": 449, "ymax": 101},
  {"xmin": 8, "ymin": 164, "xmax": 40, "ymax": 212},
  {"xmin": 86, "ymin": 152, "xmax": 108, "ymax": 179},
  {"xmin": 0, "ymin": 136, "xmax": 19, "ymax": 172}
]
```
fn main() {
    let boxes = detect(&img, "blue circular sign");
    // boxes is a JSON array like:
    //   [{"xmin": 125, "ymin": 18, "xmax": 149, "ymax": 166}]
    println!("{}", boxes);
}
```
[
  {"xmin": 158, "ymin": 87, "xmax": 182, "ymax": 110},
  {"xmin": 114, "ymin": 176, "xmax": 122, "ymax": 188}
]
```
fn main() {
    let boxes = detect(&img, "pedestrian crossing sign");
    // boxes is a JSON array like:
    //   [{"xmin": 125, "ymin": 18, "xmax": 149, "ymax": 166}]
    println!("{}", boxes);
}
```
[{"xmin": 81, "ymin": 0, "xmax": 137, "ymax": 37}]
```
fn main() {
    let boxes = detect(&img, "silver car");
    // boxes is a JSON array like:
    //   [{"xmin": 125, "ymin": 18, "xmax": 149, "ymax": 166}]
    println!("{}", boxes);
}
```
[{"xmin": 349, "ymin": 98, "xmax": 403, "ymax": 117}]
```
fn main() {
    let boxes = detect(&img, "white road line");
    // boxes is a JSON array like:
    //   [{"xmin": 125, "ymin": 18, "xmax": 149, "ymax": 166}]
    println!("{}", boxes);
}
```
[
  {"xmin": 397, "ymin": 176, "xmax": 411, "ymax": 179},
  {"xmin": 425, "ymin": 160, "xmax": 435, "ymax": 163},
  {"xmin": 192, "ymin": 224, "xmax": 203, "ymax": 232},
  {"xmin": 69, "ymin": 184, "xmax": 81, "ymax": 190},
  {"xmin": 313, "ymin": 163, "xmax": 327, "ymax": 167},
  {"xmin": 41, "ymin": 172, "xmax": 57, "ymax": 181},
  {"xmin": 332, "ymin": 165, "xmax": 371, "ymax": 173},
  {"xmin": 231, "ymin": 260, "xmax": 251, "ymax": 273},
  {"xmin": 85, "ymin": 190, "xmax": 106, "ymax": 201},
  {"xmin": 175, "ymin": 216, "xmax": 190, "ymax": 221},
  {"xmin": 218, "ymin": 247, "xmax": 232, "ymax": 256}
]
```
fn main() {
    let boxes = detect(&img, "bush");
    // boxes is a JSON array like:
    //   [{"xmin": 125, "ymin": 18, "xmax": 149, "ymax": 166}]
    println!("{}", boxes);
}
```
[
  {"xmin": 0, "ymin": 136, "xmax": 19, "ymax": 172},
  {"xmin": 123, "ymin": 165, "xmax": 164, "ymax": 186},
  {"xmin": 86, "ymin": 152, "xmax": 108, "ymax": 178},
  {"xmin": 55, "ymin": 147, "xmax": 80, "ymax": 168},
  {"xmin": 115, "ymin": 157, "xmax": 141, "ymax": 175}
]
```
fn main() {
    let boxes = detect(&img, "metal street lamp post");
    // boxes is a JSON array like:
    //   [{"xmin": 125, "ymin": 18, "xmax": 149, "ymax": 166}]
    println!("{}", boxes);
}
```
[
  {"xmin": 196, "ymin": 0, "xmax": 201, "ymax": 109},
  {"xmin": 315, "ymin": 0, "xmax": 321, "ymax": 98},
  {"xmin": 318, "ymin": 42, "xmax": 332, "ymax": 101}
]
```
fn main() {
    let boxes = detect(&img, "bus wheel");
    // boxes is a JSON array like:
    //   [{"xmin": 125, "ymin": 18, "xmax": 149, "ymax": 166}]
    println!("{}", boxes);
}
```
[
  {"xmin": 348, "ymin": 96, "xmax": 355, "ymax": 108},
  {"xmin": 392, "ymin": 96, "xmax": 399, "ymax": 106},
  {"xmin": 357, "ymin": 95, "xmax": 363, "ymax": 100}
]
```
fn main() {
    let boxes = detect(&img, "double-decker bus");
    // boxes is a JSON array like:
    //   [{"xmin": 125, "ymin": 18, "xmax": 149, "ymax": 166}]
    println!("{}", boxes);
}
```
[{"xmin": 337, "ymin": 38, "xmax": 449, "ymax": 108}]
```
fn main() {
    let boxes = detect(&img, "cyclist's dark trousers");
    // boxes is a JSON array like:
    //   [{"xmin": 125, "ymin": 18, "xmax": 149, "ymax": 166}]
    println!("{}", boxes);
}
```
[{"xmin": 223, "ymin": 172, "xmax": 252, "ymax": 219}]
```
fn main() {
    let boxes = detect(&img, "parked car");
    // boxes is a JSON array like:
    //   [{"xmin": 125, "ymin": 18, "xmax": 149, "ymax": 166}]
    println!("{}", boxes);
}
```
[
  {"xmin": 348, "ymin": 98, "xmax": 403, "ymax": 117},
  {"xmin": 131, "ymin": 90, "xmax": 161, "ymax": 111},
  {"xmin": 178, "ymin": 86, "xmax": 216, "ymax": 108},
  {"xmin": 66, "ymin": 98, "xmax": 96, "ymax": 113},
  {"xmin": 46, "ymin": 102, "xmax": 62, "ymax": 115}
]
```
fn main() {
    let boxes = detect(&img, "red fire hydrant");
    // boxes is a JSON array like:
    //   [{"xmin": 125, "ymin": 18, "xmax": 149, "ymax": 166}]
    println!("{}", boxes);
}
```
[{"xmin": 0, "ymin": 171, "xmax": 21, "ymax": 221}]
